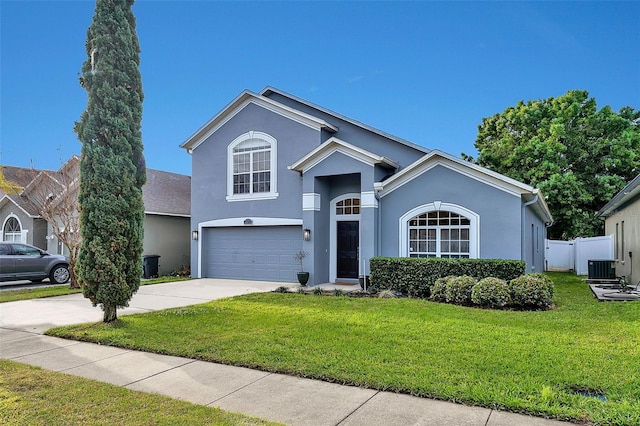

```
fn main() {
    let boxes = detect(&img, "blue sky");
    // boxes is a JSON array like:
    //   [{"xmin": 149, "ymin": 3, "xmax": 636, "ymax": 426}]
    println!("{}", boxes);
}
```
[{"xmin": 1, "ymin": 1, "xmax": 639, "ymax": 176}]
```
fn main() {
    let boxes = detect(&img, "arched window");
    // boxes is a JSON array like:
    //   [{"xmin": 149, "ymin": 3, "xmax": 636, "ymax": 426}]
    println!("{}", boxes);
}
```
[
  {"xmin": 400, "ymin": 203, "xmax": 479, "ymax": 258},
  {"xmin": 227, "ymin": 131, "xmax": 278, "ymax": 201},
  {"xmin": 3, "ymin": 216, "xmax": 22, "ymax": 242}
]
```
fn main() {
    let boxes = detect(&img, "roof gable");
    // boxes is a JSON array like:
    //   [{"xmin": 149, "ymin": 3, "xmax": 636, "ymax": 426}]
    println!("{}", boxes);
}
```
[
  {"xmin": 288, "ymin": 137, "xmax": 399, "ymax": 173},
  {"xmin": 0, "ymin": 194, "xmax": 39, "ymax": 217},
  {"xmin": 375, "ymin": 150, "xmax": 552, "ymax": 222},
  {"xmin": 180, "ymin": 90, "xmax": 338, "ymax": 152}
]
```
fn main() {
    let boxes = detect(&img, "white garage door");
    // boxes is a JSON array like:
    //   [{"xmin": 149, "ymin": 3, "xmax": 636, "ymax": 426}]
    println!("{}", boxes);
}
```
[{"xmin": 203, "ymin": 226, "xmax": 302, "ymax": 282}]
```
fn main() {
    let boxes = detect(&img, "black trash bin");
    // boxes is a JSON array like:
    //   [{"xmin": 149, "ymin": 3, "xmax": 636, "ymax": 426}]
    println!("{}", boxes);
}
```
[{"xmin": 142, "ymin": 255, "xmax": 160, "ymax": 279}]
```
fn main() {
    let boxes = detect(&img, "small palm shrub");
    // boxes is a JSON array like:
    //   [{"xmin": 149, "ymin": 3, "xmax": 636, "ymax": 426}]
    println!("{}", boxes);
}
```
[
  {"xmin": 377, "ymin": 289, "xmax": 397, "ymax": 298},
  {"xmin": 274, "ymin": 286, "xmax": 290, "ymax": 293},
  {"xmin": 334, "ymin": 289, "xmax": 346, "ymax": 297},
  {"xmin": 509, "ymin": 274, "xmax": 554, "ymax": 309},
  {"xmin": 296, "ymin": 287, "xmax": 306, "ymax": 294},
  {"xmin": 471, "ymin": 277, "xmax": 511, "ymax": 308},
  {"xmin": 445, "ymin": 275, "xmax": 477, "ymax": 305},
  {"xmin": 430, "ymin": 276, "xmax": 452, "ymax": 303},
  {"xmin": 312, "ymin": 286, "xmax": 324, "ymax": 296}
]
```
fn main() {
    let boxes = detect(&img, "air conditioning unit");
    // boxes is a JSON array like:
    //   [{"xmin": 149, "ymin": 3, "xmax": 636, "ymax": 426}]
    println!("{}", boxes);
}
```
[{"xmin": 587, "ymin": 260, "xmax": 616, "ymax": 280}]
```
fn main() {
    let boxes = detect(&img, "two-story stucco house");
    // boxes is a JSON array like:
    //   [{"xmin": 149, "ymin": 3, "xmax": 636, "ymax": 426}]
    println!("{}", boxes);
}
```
[{"xmin": 182, "ymin": 87, "xmax": 552, "ymax": 286}]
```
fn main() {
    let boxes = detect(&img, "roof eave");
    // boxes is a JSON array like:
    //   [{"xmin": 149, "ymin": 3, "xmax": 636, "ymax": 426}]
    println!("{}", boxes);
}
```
[{"xmin": 180, "ymin": 90, "xmax": 338, "ymax": 152}]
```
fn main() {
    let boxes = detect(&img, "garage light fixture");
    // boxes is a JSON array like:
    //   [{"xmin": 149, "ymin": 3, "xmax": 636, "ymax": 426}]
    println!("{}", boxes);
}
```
[
  {"xmin": 303, "ymin": 228, "xmax": 311, "ymax": 241},
  {"xmin": 244, "ymin": 218, "xmax": 253, "ymax": 225},
  {"xmin": 192, "ymin": 230, "xmax": 198, "ymax": 240}
]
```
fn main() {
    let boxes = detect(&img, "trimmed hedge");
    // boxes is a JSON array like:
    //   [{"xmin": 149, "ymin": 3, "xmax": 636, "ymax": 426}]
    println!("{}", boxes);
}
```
[{"xmin": 369, "ymin": 257, "xmax": 525, "ymax": 298}]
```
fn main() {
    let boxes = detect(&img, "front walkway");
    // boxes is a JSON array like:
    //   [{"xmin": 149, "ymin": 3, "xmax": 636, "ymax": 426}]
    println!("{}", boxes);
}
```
[{"xmin": 0, "ymin": 279, "xmax": 575, "ymax": 425}]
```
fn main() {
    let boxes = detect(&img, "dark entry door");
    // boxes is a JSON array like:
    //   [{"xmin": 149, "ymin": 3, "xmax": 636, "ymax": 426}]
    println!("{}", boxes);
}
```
[{"xmin": 337, "ymin": 221, "xmax": 359, "ymax": 279}]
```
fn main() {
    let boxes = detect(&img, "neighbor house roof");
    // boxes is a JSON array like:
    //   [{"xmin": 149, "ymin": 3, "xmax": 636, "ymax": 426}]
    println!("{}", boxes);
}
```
[
  {"xmin": 597, "ymin": 173, "xmax": 640, "ymax": 217},
  {"xmin": 0, "ymin": 194, "xmax": 40, "ymax": 217},
  {"xmin": 143, "ymin": 169, "xmax": 191, "ymax": 217},
  {"xmin": 1, "ymin": 165, "xmax": 42, "ymax": 194}
]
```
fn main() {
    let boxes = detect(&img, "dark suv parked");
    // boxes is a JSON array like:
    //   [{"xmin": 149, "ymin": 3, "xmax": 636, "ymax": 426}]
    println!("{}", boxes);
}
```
[{"xmin": 0, "ymin": 242, "xmax": 70, "ymax": 284}]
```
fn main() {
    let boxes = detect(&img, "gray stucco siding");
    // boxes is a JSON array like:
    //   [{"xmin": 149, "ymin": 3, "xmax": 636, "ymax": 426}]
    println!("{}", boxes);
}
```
[
  {"xmin": 189, "ymin": 103, "xmax": 322, "ymax": 277},
  {"xmin": 191, "ymin": 103, "xmax": 319, "ymax": 221},
  {"xmin": 523, "ymin": 206, "xmax": 546, "ymax": 273},
  {"xmin": 302, "ymin": 152, "xmax": 375, "ymax": 193},
  {"xmin": 379, "ymin": 165, "xmax": 522, "ymax": 260}
]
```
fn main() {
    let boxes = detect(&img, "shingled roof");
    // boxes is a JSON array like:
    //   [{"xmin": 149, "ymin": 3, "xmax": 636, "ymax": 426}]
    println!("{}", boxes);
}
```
[
  {"xmin": 142, "ymin": 169, "xmax": 191, "ymax": 217},
  {"xmin": 1, "ymin": 165, "xmax": 42, "ymax": 194},
  {"xmin": 2, "ymin": 160, "xmax": 190, "ymax": 218}
]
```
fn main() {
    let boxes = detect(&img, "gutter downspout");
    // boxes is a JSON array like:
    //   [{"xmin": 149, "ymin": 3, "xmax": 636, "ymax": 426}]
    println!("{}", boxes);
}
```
[{"xmin": 522, "ymin": 193, "xmax": 539, "ymax": 272}]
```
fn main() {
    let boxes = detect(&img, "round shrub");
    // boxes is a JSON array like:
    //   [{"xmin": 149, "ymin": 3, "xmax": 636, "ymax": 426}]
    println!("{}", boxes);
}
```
[
  {"xmin": 445, "ymin": 275, "xmax": 477, "ymax": 305},
  {"xmin": 430, "ymin": 276, "xmax": 453, "ymax": 302},
  {"xmin": 471, "ymin": 277, "xmax": 511, "ymax": 308},
  {"xmin": 509, "ymin": 274, "xmax": 554, "ymax": 310}
]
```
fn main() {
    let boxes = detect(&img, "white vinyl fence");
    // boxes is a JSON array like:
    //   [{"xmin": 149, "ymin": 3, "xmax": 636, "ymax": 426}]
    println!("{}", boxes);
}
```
[{"xmin": 545, "ymin": 235, "xmax": 615, "ymax": 275}]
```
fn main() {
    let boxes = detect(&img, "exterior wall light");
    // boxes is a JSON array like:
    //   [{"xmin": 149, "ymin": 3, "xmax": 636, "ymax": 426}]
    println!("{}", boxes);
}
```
[
  {"xmin": 244, "ymin": 218, "xmax": 253, "ymax": 225},
  {"xmin": 192, "ymin": 230, "xmax": 198, "ymax": 240},
  {"xmin": 303, "ymin": 228, "xmax": 311, "ymax": 241}
]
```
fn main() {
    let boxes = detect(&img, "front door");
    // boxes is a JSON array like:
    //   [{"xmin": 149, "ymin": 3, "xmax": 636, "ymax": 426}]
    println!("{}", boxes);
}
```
[{"xmin": 337, "ymin": 221, "xmax": 359, "ymax": 279}]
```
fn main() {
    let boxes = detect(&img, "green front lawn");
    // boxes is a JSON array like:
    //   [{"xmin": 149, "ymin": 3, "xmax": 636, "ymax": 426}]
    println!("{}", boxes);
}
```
[
  {"xmin": 47, "ymin": 273, "xmax": 640, "ymax": 425},
  {"xmin": 0, "ymin": 276, "xmax": 191, "ymax": 303},
  {"xmin": 0, "ymin": 360, "xmax": 279, "ymax": 425}
]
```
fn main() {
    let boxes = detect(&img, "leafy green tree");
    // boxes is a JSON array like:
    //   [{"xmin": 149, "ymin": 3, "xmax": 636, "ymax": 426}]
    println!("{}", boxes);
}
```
[
  {"xmin": 74, "ymin": 0, "xmax": 146, "ymax": 322},
  {"xmin": 466, "ymin": 90, "xmax": 639, "ymax": 239}
]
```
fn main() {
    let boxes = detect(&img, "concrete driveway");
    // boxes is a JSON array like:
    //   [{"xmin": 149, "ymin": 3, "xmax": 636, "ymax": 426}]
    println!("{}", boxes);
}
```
[{"xmin": 0, "ymin": 278, "xmax": 297, "ymax": 333}]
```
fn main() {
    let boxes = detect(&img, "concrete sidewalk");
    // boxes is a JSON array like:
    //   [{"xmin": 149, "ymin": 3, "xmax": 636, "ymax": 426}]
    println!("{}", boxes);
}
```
[{"xmin": 0, "ymin": 279, "xmax": 574, "ymax": 426}]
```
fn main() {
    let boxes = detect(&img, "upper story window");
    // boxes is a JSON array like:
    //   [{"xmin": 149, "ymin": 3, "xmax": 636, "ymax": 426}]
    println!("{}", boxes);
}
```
[{"xmin": 227, "ymin": 131, "xmax": 278, "ymax": 201}]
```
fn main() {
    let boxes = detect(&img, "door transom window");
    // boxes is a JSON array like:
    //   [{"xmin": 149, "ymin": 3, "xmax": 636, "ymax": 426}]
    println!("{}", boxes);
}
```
[{"xmin": 336, "ymin": 198, "xmax": 360, "ymax": 215}]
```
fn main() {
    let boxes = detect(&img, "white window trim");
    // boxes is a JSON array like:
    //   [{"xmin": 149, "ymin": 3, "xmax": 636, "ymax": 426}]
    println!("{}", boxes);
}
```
[
  {"xmin": 226, "ymin": 131, "xmax": 278, "ymax": 202},
  {"xmin": 399, "ymin": 202, "xmax": 479, "ymax": 258},
  {"xmin": 330, "ymin": 193, "xmax": 361, "ymax": 283},
  {"xmin": 2, "ymin": 214, "xmax": 26, "ymax": 243}
]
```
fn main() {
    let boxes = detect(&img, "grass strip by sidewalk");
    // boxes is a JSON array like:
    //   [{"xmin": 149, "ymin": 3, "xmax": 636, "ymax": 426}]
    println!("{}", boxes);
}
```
[
  {"xmin": 47, "ymin": 273, "xmax": 640, "ymax": 425},
  {"xmin": 0, "ymin": 276, "xmax": 191, "ymax": 303},
  {"xmin": 0, "ymin": 360, "xmax": 280, "ymax": 426}
]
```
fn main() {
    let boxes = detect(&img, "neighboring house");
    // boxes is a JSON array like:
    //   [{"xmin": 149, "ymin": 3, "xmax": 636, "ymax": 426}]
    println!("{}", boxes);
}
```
[
  {"xmin": 141, "ymin": 169, "xmax": 191, "ymax": 275},
  {"xmin": 0, "ymin": 165, "xmax": 49, "ymax": 248},
  {"xmin": 0, "ymin": 160, "xmax": 191, "ymax": 276},
  {"xmin": 181, "ymin": 87, "xmax": 552, "ymax": 285},
  {"xmin": 598, "ymin": 174, "xmax": 640, "ymax": 286}
]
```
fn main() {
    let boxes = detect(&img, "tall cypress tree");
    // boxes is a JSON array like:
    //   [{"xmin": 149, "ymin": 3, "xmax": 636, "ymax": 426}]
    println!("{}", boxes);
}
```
[{"xmin": 75, "ymin": 0, "xmax": 146, "ymax": 322}]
